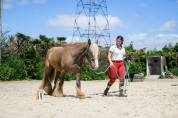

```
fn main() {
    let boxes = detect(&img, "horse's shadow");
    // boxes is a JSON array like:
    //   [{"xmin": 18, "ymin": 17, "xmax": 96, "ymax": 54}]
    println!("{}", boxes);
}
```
[
  {"xmin": 63, "ymin": 94, "xmax": 119, "ymax": 98},
  {"xmin": 102, "ymin": 94, "xmax": 120, "ymax": 97},
  {"xmin": 63, "ymin": 94, "xmax": 93, "ymax": 99},
  {"xmin": 63, "ymin": 94, "xmax": 122, "ymax": 98},
  {"xmin": 44, "ymin": 93, "xmax": 124, "ymax": 100},
  {"xmin": 44, "ymin": 91, "xmax": 121, "ymax": 99}
]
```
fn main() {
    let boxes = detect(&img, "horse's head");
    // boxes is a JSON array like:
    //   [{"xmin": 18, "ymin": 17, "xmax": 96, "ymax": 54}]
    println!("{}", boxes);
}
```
[{"xmin": 87, "ymin": 41, "xmax": 99, "ymax": 70}]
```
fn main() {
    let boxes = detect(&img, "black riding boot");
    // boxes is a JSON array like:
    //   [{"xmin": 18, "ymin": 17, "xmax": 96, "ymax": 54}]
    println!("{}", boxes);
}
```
[
  {"xmin": 104, "ymin": 84, "xmax": 111, "ymax": 96},
  {"xmin": 119, "ymin": 89, "xmax": 127, "ymax": 97}
]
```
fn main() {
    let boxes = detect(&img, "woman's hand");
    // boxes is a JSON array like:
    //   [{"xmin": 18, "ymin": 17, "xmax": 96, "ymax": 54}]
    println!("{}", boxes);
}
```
[
  {"xmin": 109, "ymin": 62, "xmax": 114, "ymax": 67},
  {"xmin": 123, "ymin": 54, "xmax": 128, "ymax": 60},
  {"xmin": 124, "ymin": 54, "xmax": 128, "ymax": 58}
]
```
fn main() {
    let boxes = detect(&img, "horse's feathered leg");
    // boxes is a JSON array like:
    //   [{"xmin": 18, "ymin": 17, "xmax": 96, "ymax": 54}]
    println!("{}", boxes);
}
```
[
  {"xmin": 76, "ymin": 73, "xmax": 85, "ymax": 98},
  {"xmin": 69, "ymin": 64, "xmax": 85, "ymax": 99},
  {"xmin": 52, "ymin": 71, "xmax": 64, "ymax": 97}
]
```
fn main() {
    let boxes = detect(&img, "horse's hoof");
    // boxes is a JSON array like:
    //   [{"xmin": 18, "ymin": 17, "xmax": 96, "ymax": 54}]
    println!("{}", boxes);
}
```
[
  {"xmin": 76, "ymin": 92, "xmax": 85, "ymax": 99},
  {"xmin": 77, "ymin": 95, "xmax": 86, "ymax": 99},
  {"xmin": 77, "ymin": 92, "xmax": 85, "ymax": 96},
  {"xmin": 52, "ymin": 92, "xmax": 64, "ymax": 97},
  {"xmin": 53, "ymin": 94, "xmax": 64, "ymax": 97},
  {"xmin": 43, "ymin": 87, "xmax": 52, "ymax": 95}
]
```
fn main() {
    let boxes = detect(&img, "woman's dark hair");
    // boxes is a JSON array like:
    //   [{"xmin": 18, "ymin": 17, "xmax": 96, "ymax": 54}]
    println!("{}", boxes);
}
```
[{"xmin": 116, "ymin": 35, "xmax": 124, "ymax": 45}]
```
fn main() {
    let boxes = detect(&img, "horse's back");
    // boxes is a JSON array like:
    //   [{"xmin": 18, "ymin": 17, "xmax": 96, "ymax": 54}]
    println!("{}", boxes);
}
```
[
  {"xmin": 48, "ymin": 47, "xmax": 64, "ymax": 56},
  {"xmin": 46, "ymin": 46, "xmax": 73, "ymax": 70},
  {"xmin": 46, "ymin": 47, "xmax": 64, "ymax": 67}
]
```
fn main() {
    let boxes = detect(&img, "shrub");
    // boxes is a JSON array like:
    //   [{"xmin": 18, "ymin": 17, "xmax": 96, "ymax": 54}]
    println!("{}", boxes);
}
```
[
  {"xmin": 20, "ymin": 47, "xmax": 44, "ymax": 80},
  {"xmin": 170, "ymin": 67, "xmax": 178, "ymax": 76},
  {"xmin": 4, "ymin": 55, "xmax": 28, "ymax": 80},
  {"xmin": 159, "ymin": 71, "xmax": 174, "ymax": 79},
  {"xmin": 0, "ymin": 64, "xmax": 15, "ymax": 81},
  {"xmin": 129, "ymin": 62, "xmax": 145, "ymax": 74}
]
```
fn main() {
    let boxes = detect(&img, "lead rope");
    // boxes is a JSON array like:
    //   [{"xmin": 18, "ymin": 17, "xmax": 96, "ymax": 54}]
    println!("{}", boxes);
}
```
[
  {"xmin": 123, "ymin": 60, "xmax": 132, "ymax": 94},
  {"xmin": 94, "ymin": 64, "xmax": 110, "ymax": 74}
]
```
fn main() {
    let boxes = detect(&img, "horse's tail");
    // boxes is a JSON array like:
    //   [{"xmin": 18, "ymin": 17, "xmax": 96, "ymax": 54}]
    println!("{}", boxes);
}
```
[
  {"xmin": 35, "ymin": 89, "xmax": 40, "ymax": 101},
  {"xmin": 35, "ymin": 49, "xmax": 50, "ymax": 101},
  {"xmin": 35, "ymin": 89, "xmax": 46, "ymax": 101},
  {"xmin": 45, "ymin": 48, "xmax": 51, "ymax": 66}
]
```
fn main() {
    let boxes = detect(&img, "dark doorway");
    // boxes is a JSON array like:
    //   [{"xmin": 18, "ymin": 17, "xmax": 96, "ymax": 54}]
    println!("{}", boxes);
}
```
[{"xmin": 148, "ymin": 57, "xmax": 161, "ymax": 75}]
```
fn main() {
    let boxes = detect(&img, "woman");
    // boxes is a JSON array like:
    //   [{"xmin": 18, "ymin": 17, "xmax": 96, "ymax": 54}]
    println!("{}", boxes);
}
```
[{"xmin": 104, "ymin": 35, "xmax": 127, "ymax": 97}]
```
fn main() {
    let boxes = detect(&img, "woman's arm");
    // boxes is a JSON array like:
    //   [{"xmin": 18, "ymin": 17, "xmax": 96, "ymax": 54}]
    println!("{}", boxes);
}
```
[{"xmin": 108, "ymin": 51, "xmax": 114, "ymax": 67}]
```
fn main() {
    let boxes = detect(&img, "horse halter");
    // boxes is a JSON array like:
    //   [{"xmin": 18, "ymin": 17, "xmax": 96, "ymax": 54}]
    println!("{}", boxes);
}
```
[
  {"xmin": 75, "ymin": 39, "xmax": 91, "ymax": 63},
  {"xmin": 85, "ymin": 39, "xmax": 96, "ymax": 67}
]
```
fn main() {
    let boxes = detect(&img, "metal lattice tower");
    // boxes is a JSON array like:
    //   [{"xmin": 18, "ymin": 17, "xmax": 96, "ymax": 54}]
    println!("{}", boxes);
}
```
[{"xmin": 72, "ymin": 0, "xmax": 111, "ymax": 46}]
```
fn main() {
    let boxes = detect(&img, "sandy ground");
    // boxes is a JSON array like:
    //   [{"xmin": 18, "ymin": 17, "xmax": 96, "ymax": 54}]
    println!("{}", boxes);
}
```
[{"xmin": 0, "ymin": 77, "xmax": 178, "ymax": 118}]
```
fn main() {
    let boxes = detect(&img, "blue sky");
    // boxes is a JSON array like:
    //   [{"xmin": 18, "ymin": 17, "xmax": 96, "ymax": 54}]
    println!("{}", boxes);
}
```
[{"xmin": 3, "ymin": 0, "xmax": 178, "ymax": 50}]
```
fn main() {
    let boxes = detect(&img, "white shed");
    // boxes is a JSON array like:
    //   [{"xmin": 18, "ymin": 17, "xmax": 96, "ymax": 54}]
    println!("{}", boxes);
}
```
[{"xmin": 146, "ymin": 56, "xmax": 167, "ymax": 75}]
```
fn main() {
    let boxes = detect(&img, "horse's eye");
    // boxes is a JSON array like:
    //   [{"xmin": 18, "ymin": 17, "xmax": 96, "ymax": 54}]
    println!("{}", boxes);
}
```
[{"xmin": 91, "ymin": 58, "xmax": 95, "ymax": 61}]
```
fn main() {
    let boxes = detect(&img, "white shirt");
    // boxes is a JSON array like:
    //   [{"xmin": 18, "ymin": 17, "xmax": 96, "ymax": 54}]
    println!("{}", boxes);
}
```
[{"xmin": 109, "ymin": 45, "xmax": 125, "ymax": 61}]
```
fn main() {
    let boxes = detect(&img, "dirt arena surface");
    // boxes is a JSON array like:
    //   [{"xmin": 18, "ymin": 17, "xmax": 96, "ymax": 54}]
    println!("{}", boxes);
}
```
[{"xmin": 0, "ymin": 78, "xmax": 178, "ymax": 118}]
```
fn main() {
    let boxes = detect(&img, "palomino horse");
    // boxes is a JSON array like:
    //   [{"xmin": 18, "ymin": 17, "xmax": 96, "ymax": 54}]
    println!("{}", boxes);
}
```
[{"xmin": 37, "ymin": 40, "xmax": 99, "ymax": 99}]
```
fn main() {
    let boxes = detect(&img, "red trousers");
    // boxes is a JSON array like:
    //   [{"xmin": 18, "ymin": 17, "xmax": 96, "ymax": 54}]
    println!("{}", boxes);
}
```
[{"xmin": 108, "ymin": 61, "xmax": 125, "ymax": 86}]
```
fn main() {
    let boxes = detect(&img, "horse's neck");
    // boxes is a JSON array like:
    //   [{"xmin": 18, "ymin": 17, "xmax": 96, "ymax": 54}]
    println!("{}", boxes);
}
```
[{"xmin": 71, "ymin": 43, "xmax": 88, "ymax": 59}]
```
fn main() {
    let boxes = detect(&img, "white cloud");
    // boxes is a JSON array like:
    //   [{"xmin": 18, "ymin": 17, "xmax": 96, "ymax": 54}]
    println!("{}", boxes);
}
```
[
  {"xmin": 108, "ymin": 15, "xmax": 123, "ymax": 28},
  {"xmin": 32, "ymin": 0, "xmax": 48, "ymax": 4},
  {"xmin": 3, "ymin": 0, "xmax": 48, "ymax": 9},
  {"xmin": 3, "ymin": 0, "xmax": 13, "ymax": 9},
  {"xmin": 19, "ymin": 0, "xmax": 48, "ymax": 5},
  {"xmin": 66, "ymin": 36, "xmax": 86, "ymax": 43},
  {"xmin": 132, "ymin": 13, "xmax": 144, "ymax": 20},
  {"xmin": 48, "ymin": 15, "xmax": 75, "ymax": 29},
  {"xmin": 149, "ymin": 20, "xmax": 177, "ymax": 33},
  {"xmin": 126, "ymin": 33, "xmax": 148, "ymax": 41},
  {"xmin": 48, "ymin": 14, "xmax": 123, "ymax": 30},
  {"xmin": 19, "ymin": 0, "xmax": 29, "ymax": 5},
  {"xmin": 125, "ymin": 20, "xmax": 178, "ymax": 50},
  {"xmin": 125, "ymin": 33, "xmax": 178, "ymax": 50},
  {"xmin": 159, "ymin": 20, "xmax": 177, "ymax": 32},
  {"xmin": 48, "ymin": 14, "xmax": 122, "ymax": 46}
]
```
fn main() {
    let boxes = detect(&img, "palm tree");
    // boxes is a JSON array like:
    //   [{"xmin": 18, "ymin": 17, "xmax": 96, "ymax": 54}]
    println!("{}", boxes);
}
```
[
  {"xmin": 15, "ymin": 33, "xmax": 31, "ymax": 54},
  {"xmin": 38, "ymin": 35, "xmax": 53, "ymax": 56}
]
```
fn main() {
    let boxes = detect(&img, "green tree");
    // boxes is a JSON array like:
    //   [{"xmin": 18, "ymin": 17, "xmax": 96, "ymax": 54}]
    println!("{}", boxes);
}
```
[
  {"xmin": 173, "ymin": 43, "xmax": 178, "ymax": 52},
  {"xmin": 125, "ymin": 42, "xmax": 136, "ymax": 53},
  {"xmin": 57, "ymin": 37, "xmax": 66, "ymax": 46},
  {"xmin": 38, "ymin": 35, "xmax": 54, "ymax": 56},
  {"xmin": 15, "ymin": 33, "xmax": 31, "ymax": 55}
]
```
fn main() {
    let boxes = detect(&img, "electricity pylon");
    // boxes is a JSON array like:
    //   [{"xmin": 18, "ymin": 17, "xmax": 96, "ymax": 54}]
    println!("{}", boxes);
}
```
[{"xmin": 72, "ymin": 0, "xmax": 111, "ymax": 46}]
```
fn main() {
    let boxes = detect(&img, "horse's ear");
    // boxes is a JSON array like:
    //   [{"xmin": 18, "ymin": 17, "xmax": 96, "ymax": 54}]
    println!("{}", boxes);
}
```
[{"xmin": 88, "ymin": 39, "xmax": 91, "ymax": 46}]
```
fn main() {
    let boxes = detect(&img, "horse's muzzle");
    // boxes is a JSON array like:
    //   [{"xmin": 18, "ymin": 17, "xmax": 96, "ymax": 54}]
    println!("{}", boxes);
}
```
[
  {"xmin": 90, "ymin": 58, "xmax": 99, "ymax": 70},
  {"xmin": 93, "ymin": 59, "xmax": 99, "ymax": 70},
  {"xmin": 94, "ymin": 65, "xmax": 99, "ymax": 70}
]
